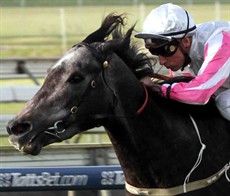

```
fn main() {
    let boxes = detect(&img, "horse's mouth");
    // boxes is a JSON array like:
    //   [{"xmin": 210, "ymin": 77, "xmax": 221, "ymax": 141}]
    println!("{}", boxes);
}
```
[
  {"xmin": 8, "ymin": 121, "xmax": 82, "ymax": 155},
  {"xmin": 8, "ymin": 129, "xmax": 63, "ymax": 155}
]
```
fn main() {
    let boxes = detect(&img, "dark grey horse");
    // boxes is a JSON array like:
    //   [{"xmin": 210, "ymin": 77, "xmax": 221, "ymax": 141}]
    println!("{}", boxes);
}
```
[{"xmin": 6, "ymin": 14, "xmax": 230, "ymax": 195}]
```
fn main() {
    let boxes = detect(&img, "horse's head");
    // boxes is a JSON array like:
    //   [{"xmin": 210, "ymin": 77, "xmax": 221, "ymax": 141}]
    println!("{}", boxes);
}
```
[
  {"xmin": 6, "ymin": 43, "xmax": 116, "ymax": 155},
  {"xmin": 6, "ymin": 13, "xmax": 152, "ymax": 155}
]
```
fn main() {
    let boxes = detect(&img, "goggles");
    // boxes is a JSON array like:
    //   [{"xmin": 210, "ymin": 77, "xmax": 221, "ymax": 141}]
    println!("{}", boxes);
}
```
[{"xmin": 146, "ymin": 39, "xmax": 179, "ymax": 57}]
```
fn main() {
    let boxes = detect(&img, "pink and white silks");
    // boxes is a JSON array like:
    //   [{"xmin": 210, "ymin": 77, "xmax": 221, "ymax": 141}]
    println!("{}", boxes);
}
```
[{"xmin": 162, "ymin": 21, "xmax": 230, "ymax": 105}]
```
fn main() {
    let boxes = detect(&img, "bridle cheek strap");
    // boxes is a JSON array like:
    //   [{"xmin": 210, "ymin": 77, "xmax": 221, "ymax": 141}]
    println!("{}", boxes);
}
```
[{"xmin": 137, "ymin": 83, "xmax": 149, "ymax": 114}]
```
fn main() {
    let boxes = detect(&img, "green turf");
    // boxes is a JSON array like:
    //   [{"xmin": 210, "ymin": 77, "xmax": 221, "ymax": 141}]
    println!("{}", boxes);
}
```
[
  {"xmin": 0, "ymin": 78, "xmax": 44, "ymax": 86},
  {"xmin": 0, "ymin": 102, "xmax": 26, "ymax": 114},
  {"xmin": 1, "ymin": 4, "xmax": 229, "ymax": 58}
]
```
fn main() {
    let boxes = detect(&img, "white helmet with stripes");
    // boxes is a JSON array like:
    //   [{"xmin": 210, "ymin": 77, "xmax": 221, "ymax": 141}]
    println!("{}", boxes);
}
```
[{"xmin": 135, "ymin": 3, "xmax": 196, "ymax": 44}]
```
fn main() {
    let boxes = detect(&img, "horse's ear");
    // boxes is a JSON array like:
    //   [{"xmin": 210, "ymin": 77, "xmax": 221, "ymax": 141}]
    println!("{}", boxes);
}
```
[
  {"xmin": 100, "ymin": 24, "xmax": 135, "ymax": 54},
  {"xmin": 82, "ymin": 13, "xmax": 126, "ymax": 44}
]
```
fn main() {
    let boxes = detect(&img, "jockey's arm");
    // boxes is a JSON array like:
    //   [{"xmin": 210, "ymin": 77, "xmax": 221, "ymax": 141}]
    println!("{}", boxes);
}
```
[{"xmin": 161, "ymin": 32, "xmax": 230, "ymax": 104}]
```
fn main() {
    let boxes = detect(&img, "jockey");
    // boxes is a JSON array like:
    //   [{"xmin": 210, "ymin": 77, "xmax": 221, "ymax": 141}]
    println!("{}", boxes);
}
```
[{"xmin": 135, "ymin": 3, "xmax": 230, "ymax": 121}]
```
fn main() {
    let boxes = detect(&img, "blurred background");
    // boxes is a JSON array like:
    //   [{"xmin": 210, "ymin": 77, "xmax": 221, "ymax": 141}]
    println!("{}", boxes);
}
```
[
  {"xmin": 1, "ymin": 0, "xmax": 229, "ymax": 58},
  {"xmin": 0, "ymin": 0, "xmax": 229, "ymax": 196}
]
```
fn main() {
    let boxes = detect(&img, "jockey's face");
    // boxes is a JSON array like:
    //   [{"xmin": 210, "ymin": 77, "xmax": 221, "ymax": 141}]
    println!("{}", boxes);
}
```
[
  {"xmin": 158, "ymin": 44, "xmax": 185, "ymax": 71},
  {"xmin": 147, "ymin": 37, "xmax": 191, "ymax": 71}
]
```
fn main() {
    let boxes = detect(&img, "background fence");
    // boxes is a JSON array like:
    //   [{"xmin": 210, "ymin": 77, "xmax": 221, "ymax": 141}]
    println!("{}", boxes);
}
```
[{"xmin": 0, "ymin": 166, "xmax": 124, "ymax": 191}]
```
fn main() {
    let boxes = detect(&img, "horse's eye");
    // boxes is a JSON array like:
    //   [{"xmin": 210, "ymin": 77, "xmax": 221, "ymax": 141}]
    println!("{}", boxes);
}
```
[{"xmin": 68, "ymin": 73, "xmax": 84, "ymax": 84}]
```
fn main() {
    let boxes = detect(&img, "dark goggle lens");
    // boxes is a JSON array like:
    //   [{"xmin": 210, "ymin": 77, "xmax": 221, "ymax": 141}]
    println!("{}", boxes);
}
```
[{"xmin": 148, "ymin": 40, "xmax": 179, "ymax": 57}]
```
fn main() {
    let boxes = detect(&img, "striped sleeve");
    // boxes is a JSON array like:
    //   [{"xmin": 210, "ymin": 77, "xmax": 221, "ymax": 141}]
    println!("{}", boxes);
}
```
[{"xmin": 162, "ymin": 31, "xmax": 230, "ymax": 104}]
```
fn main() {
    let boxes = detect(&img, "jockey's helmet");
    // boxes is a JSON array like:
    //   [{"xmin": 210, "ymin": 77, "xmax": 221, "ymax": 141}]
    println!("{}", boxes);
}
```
[{"xmin": 135, "ymin": 3, "xmax": 196, "ymax": 47}]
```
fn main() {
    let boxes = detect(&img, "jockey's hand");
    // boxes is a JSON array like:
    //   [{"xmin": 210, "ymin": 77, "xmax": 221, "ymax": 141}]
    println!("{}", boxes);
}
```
[
  {"xmin": 140, "ymin": 76, "xmax": 162, "ymax": 95},
  {"xmin": 140, "ymin": 76, "xmax": 153, "ymax": 86},
  {"xmin": 140, "ymin": 76, "xmax": 162, "ymax": 86}
]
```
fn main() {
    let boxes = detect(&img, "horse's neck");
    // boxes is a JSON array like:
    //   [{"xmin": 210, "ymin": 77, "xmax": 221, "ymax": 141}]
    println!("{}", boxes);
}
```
[
  {"xmin": 103, "ymin": 62, "xmax": 230, "ymax": 189},
  {"xmin": 104, "ymin": 61, "xmax": 198, "ymax": 187},
  {"xmin": 105, "ymin": 108, "xmax": 164, "ymax": 187},
  {"xmin": 104, "ymin": 83, "xmax": 201, "ymax": 188}
]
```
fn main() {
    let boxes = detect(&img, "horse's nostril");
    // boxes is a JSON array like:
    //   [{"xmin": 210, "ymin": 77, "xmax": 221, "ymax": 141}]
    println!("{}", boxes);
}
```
[{"xmin": 7, "ymin": 121, "xmax": 32, "ymax": 135}]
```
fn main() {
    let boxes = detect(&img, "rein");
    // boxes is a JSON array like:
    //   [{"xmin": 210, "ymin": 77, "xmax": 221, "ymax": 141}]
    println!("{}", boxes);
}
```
[{"xmin": 137, "ymin": 83, "xmax": 149, "ymax": 114}]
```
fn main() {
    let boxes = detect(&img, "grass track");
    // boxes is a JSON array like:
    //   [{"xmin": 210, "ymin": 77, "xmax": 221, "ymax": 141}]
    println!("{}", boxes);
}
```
[{"xmin": 1, "ymin": 4, "xmax": 229, "ymax": 57}]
